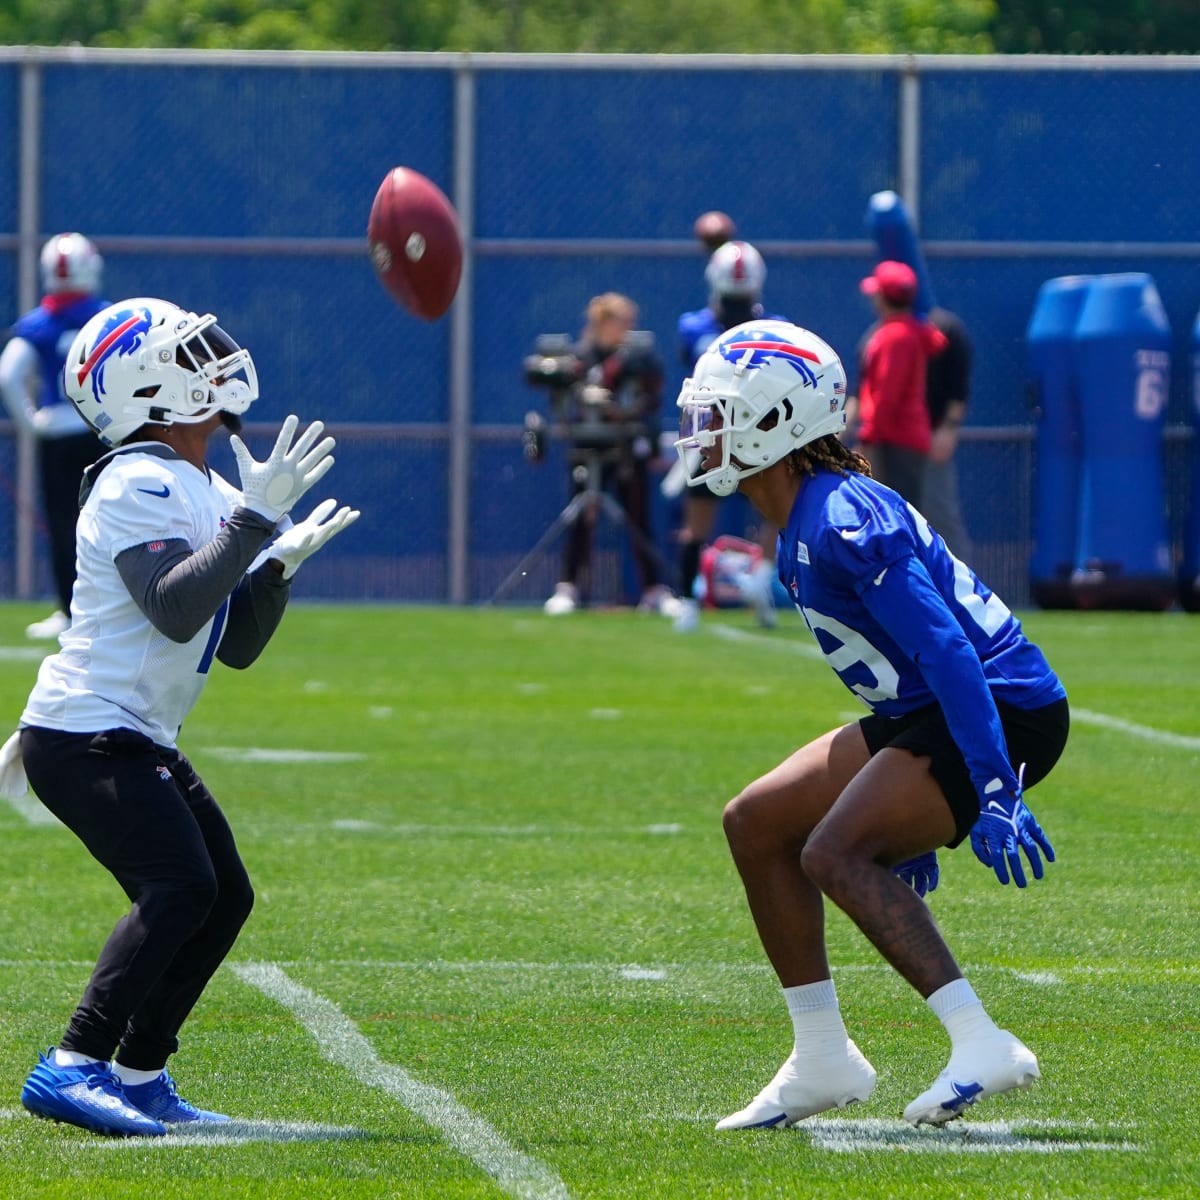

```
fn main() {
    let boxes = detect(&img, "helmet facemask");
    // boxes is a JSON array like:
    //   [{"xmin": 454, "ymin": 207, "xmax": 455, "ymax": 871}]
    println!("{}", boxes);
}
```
[{"xmin": 66, "ymin": 299, "xmax": 258, "ymax": 447}]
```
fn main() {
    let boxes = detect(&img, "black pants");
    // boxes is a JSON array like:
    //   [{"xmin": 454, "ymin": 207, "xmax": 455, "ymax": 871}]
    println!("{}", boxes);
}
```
[
  {"xmin": 39, "ymin": 431, "xmax": 103, "ymax": 613},
  {"xmin": 562, "ymin": 456, "xmax": 658, "ymax": 597},
  {"xmin": 20, "ymin": 726, "xmax": 254, "ymax": 1069}
]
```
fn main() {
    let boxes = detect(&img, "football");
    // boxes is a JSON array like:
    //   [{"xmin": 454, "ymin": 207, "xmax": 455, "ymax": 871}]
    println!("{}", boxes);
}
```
[{"xmin": 367, "ymin": 167, "xmax": 463, "ymax": 321}]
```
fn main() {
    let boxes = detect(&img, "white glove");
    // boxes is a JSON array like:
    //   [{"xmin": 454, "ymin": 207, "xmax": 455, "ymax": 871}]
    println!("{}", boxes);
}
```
[
  {"xmin": 0, "ymin": 730, "xmax": 27, "ymax": 798},
  {"xmin": 230, "ymin": 414, "xmax": 336, "ymax": 523},
  {"xmin": 267, "ymin": 498, "xmax": 360, "ymax": 579}
]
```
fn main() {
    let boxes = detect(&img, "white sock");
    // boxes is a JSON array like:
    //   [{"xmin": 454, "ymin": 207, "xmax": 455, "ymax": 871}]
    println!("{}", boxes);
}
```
[
  {"xmin": 783, "ymin": 979, "xmax": 848, "ymax": 1055},
  {"xmin": 53, "ymin": 1048, "xmax": 102, "ymax": 1068},
  {"xmin": 926, "ymin": 978, "xmax": 1001, "ymax": 1049},
  {"xmin": 111, "ymin": 1062, "xmax": 164, "ymax": 1087}
]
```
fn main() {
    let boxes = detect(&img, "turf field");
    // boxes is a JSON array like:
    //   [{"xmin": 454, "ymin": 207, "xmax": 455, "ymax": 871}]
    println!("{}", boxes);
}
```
[{"xmin": 0, "ymin": 600, "xmax": 1196, "ymax": 1199}]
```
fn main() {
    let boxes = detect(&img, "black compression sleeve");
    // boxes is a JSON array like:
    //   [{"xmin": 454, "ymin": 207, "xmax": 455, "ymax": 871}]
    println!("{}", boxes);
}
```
[
  {"xmin": 115, "ymin": 506, "xmax": 277, "ymax": 643},
  {"xmin": 216, "ymin": 566, "xmax": 291, "ymax": 668}
]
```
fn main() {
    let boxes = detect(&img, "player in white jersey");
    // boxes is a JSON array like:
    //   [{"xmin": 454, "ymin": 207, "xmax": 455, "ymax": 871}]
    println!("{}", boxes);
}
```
[
  {"xmin": 673, "ymin": 320, "xmax": 1069, "ymax": 1131},
  {"xmin": 2, "ymin": 298, "xmax": 358, "ymax": 1137}
]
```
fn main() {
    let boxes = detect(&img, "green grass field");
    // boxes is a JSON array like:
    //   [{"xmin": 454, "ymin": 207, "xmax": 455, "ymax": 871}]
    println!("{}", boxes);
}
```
[{"xmin": 0, "ymin": 600, "xmax": 1196, "ymax": 1199}]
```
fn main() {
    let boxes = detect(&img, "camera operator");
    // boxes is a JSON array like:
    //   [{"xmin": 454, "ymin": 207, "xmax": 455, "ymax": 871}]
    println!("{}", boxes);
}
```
[{"xmin": 525, "ymin": 293, "xmax": 669, "ymax": 615}]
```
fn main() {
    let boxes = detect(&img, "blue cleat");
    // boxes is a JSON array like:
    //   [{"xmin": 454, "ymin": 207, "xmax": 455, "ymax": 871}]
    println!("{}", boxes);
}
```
[
  {"xmin": 21, "ymin": 1050, "xmax": 167, "ymax": 1136},
  {"xmin": 123, "ymin": 1071, "xmax": 230, "ymax": 1123}
]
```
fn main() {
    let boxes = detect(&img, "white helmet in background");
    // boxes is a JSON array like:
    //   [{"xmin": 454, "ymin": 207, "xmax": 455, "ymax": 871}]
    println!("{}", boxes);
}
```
[
  {"xmin": 39, "ymin": 232, "xmax": 103, "ymax": 295},
  {"xmin": 64, "ymin": 297, "xmax": 258, "ymax": 448},
  {"xmin": 675, "ymin": 320, "xmax": 847, "ymax": 497},
  {"xmin": 705, "ymin": 240, "xmax": 766, "ymax": 302}
]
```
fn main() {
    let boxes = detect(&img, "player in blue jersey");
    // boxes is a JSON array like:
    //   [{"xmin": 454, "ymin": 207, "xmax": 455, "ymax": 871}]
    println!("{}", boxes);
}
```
[
  {"xmin": 674, "ymin": 319, "xmax": 1069, "ymax": 1130},
  {"xmin": 0, "ymin": 234, "xmax": 111, "ymax": 638},
  {"xmin": 672, "ymin": 240, "xmax": 785, "ymax": 630}
]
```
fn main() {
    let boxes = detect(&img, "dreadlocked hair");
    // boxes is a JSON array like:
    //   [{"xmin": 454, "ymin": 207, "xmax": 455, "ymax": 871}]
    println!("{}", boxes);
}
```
[{"xmin": 783, "ymin": 434, "xmax": 872, "ymax": 480}]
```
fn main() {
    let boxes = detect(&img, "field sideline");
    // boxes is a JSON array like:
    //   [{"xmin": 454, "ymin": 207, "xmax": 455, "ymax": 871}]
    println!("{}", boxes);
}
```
[{"xmin": 0, "ymin": 600, "xmax": 1195, "ymax": 1199}]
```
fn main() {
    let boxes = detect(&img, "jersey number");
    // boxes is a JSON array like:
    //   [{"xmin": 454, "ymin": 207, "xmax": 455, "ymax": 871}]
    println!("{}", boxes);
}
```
[{"xmin": 196, "ymin": 598, "xmax": 229, "ymax": 675}]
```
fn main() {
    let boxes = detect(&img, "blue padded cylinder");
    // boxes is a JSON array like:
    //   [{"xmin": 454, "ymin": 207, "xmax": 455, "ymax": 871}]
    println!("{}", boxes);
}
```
[
  {"xmin": 864, "ymin": 190, "xmax": 936, "ymax": 318},
  {"xmin": 1027, "ymin": 275, "xmax": 1092, "ymax": 608},
  {"xmin": 1180, "ymin": 309, "xmax": 1200, "ymax": 611},
  {"xmin": 1071, "ymin": 272, "xmax": 1174, "ymax": 609}
]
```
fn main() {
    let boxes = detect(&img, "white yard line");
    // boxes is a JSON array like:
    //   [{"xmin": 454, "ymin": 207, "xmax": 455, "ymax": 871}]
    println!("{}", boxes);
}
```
[
  {"xmin": 798, "ymin": 1116, "xmax": 1136, "ymax": 1154},
  {"xmin": 234, "ymin": 962, "xmax": 570, "ymax": 1200},
  {"xmin": 1072, "ymin": 708, "xmax": 1200, "ymax": 752},
  {"xmin": 708, "ymin": 623, "xmax": 823, "ymax": 658}
]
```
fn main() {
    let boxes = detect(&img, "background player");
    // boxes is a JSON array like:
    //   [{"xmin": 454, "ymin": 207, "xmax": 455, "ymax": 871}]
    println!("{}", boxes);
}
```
[
  {"xmin": 8, "ymin": 297, "xmax": 358, "ymax": 1136},
  {"xmin": 672, "ymin": 239, "xmax": 783, "ymax": 630},
  {"xmin": 0, "ymin": 233, "xmax": 109, "ymax": 638},
  {"xmin": 674, "ymin": 319, "xmax": 1069, "ymax": 1130}
]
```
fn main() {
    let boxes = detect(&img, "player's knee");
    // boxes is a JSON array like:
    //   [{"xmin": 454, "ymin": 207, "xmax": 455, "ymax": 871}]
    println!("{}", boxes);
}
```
[
  {"xmin": 139, "ymin": 866, "xmax": 219, "ymax": 933},
  {"xmin": 722, "ymin": 788, "xmax": 779, "ymax": 858},
  {"xmin": 800, "ymin": 825, "xmax": 847, "ymax": 894}
]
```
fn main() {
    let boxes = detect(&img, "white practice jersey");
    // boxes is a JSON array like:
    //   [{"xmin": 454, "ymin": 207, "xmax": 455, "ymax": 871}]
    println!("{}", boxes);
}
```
[{"xmin": 22, "ymin": 448, "xmax": 244, "ymax": 747}]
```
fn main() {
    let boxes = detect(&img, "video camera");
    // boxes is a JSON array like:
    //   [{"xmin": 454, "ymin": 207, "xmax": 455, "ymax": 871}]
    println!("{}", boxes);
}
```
[{"xmin": 522, "ymin": 331, "xmax": 659, "ymax": 464}]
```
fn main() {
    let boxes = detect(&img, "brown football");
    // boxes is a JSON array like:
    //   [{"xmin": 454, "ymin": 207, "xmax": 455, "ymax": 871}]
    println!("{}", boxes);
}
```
[{"xmin": 367, "ymin": 167, "xmax": 463, "ymax": 321}]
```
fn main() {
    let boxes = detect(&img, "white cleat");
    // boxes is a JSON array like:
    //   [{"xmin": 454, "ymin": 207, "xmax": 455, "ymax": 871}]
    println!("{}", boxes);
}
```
[
  {"xmin": 716, "ymin": 1041, "xmax": 877, "ymax": 1130},
  {"xmin": 543, "ymin": 583, "xmax": 578, "ymax": 616},
  {"xmin": 903, "ymin": 1031, "xmax": 1040, "ymax": 1126},
  {"xmin": 25, "ymin": 609, "xmax": 68, "ymax": 640},
  {"xmin": 672, "ymin": 598, "xmax": 700, "ymax": 633}
]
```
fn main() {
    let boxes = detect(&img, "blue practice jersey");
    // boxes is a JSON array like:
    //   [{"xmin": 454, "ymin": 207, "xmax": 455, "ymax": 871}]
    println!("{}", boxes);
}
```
[
  {"xmin": 11, "ymin": 294, "xmax": 110, "ymax": 411},
  {"xmin": 779, "ymin": 469, "xmax": 1065, "ymax": 803}
]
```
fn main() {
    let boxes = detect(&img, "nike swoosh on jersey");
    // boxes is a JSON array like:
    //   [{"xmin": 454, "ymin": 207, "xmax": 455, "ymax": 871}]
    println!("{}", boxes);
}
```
[{"xmin": 137, "ymin": 485, "xmax": 171, "ymax": 498}]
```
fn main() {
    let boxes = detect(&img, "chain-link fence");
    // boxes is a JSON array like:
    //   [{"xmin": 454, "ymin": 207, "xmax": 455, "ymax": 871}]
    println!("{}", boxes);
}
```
[{"xmin": 1, "ymin": 50, "xmax": 1196, "ymax": 607}]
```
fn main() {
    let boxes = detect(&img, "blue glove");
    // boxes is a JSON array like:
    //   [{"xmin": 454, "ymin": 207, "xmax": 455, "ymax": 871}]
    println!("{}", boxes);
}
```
[
  {"xmin": 893, "ymin": 851, "xmax": 939, "ymax": 898},
  {"xmin": 970, "ymin": 772, "xmax": 1054, "ymax": 887}
]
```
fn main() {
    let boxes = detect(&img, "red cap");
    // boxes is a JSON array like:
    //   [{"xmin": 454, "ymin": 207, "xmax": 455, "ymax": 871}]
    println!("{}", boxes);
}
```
[{"xmin": 860, "ymin": 260, "xmax": 918, "ymax": 304}]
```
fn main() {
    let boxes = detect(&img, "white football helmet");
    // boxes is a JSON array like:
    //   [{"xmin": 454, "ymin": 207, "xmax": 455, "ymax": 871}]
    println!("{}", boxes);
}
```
[
  {"xmin": 675, "ymin": 320, "xmax": 847, "ymax": 496},
  {"xmin": 39, "ymin": 232, "xmax": 103, "ymax": 295},
  {"xmin": 64, "ymin": 297, "xmax": 258, "ymax": 448},
  {"xmin": 705, "ymin": 240, "xmax": 766, "ymax": 301}
]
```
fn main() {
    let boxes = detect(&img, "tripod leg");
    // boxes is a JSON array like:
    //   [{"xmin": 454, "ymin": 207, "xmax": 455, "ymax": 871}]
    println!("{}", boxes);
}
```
[
  {"xmin": 595, "ymin": 492, "xmax": 679, "ymax": 592},
  {"xmin": 488, "ymin": 492, "xmax": 590, "ymax": 605}
]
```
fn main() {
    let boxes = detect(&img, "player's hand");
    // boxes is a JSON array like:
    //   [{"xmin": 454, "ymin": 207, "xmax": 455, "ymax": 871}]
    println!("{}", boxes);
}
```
[
  {"xmin": 893, "ymin": 851, "xmax": 939, "ymax": 898},
  {"xmin": 969, "ymin": 773, "xmax": 1054, "ymax": 887},
  {"xmin": 231, "ymin": 415, "xmax": 336, "ymax": 523},
  {"xmin": 266, "ymin": 498, "xmax": 360, "ymax": 579}
]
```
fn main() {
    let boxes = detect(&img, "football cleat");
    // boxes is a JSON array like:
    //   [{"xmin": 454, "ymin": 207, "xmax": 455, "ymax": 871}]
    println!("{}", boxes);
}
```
[
  {"xmin": 21, "ymin": 1050, "xmax": 167, "ymax": 1136},
  {"xmin": 716, "ymin": 1040, "xmax": 877, "ymax": 1130},
  {"xmin": 25, "ymin": 610, "xmax": 69, "ymax": 641},
  {"xmin": 672, "ymin": 598, "xmax": 700, "ymax": 633},
  {"xmin": 903, "ymin": 1031, "xmax": 1040, "ymax": 1126},
  {"xmin": 543, "ymin": 582, "xmax": 578, "ymax": 616},
  {"xmin": 123, "ymin": 1072, "xmax": 231, "ymax": 1123}
]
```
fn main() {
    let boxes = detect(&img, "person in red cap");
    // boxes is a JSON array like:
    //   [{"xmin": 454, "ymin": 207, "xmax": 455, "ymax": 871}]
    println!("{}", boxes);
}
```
[{"xmin": 848, "ymin": 261, "xmax": 947, "ymax": 509}]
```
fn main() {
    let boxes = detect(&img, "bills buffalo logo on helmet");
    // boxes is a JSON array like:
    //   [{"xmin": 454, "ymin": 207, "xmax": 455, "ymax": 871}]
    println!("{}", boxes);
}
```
[
  {"xmin": 716, "ymin": 327, "xmax": 821, "ymax": 387},
  {"xmin": 76, "ymin": 305, "xmax": 153, "ymax": 401}
]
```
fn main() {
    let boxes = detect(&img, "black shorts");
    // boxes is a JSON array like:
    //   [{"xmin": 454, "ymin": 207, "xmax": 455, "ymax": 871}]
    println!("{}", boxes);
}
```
[{"xmin": 858, "ymin": 696, "xmax": 1070, "ymax": 848}]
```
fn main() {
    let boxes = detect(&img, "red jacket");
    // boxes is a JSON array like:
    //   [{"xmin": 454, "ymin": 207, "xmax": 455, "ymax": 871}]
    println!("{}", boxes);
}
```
[{"xmin": 857, "ymin": 314, "xmax": 947, "ymax": 453}]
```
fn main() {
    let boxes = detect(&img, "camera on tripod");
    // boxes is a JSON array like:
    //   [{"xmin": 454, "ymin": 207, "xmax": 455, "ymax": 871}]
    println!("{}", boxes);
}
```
[{"xmin": 521, "ymin": 331, "xmax": 658, "ymax": 465}]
